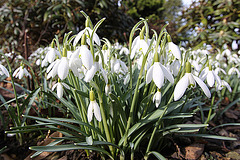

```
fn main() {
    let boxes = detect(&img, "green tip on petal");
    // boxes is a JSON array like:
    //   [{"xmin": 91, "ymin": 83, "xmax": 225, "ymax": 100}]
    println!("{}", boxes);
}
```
[
  {"xmin": 186, "ymin": 61, "xmax": 191, "ymax": 73},
  {"xmin": 140, "ymin": 26, "xmax": 145, "ymax": 40},
  {"xmin": 62, "ymin": 47, "xmax": 67, "ymax": 57},
  {"xmin": 167, "ymin": 34, "xmax": 172, "ymax": 42},
  {"xmin": 89, "ymin": 90, "xmax": 95, "ymax": 101}
]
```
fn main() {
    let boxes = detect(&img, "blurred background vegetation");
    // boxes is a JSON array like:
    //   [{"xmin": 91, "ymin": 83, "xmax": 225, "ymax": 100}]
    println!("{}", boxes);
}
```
[{"xmin": 0, "ymin": 0, "xmax": 239, "ymax": 58}]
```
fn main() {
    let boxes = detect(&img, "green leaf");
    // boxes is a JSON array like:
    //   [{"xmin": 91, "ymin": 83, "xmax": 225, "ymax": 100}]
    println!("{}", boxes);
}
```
[
  {"xmin": 148, "ymin": 151, "xmax": 167, "ymax": 160},
  {"xmin": 30, "ymin": 144, "xmax": 114, "ymax": 159},
  {"xmin": 211, "ymin": 123, "xmax": 240, "ymax": 130},
  {"xmin": 181, "ymin": 134, "xmax": 237, "ymax": 141}
]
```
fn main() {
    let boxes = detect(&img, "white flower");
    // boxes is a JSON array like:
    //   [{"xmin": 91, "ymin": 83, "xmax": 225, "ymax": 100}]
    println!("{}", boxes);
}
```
[
  {"xmin": 131, "ymin": 36, "xmax": 149, "ymax": 59},
  {"xmin": 166, "ymin": 42, "xmax": 181, "ymax": 60},
  {"xmin": 174, "ymin": 73, "xmax": 211, "ymax": 101},
  {"xmin": 78, "ymin": 45, "xmax": 93, "ymax": 70},
  {"xmin": 13, "ymin": 66, "xmax": 31, "ymax": 79},
  {"xmin": 153, "ymin": 90, "xmax": 161, "ymax": 108},
  {"xmin": 69, "ymin": 50, "xmax": 82, "ymax": 77},
  {"xmin": 216, "ymin": 80, "xmax": 232, "ymax": 92},
  {"xmin": 111, "ymin": 57, "xmax": 128, "ymax": 74},
  {"xmin": 105, "ymin": 84, "xmax": 111, "ymax": 95},
  {"xmin": 57, "ymin": 57, "xmax": 69, "ymax": 80},
  {"xmin": 170, "ymin": 60, "xmax": 180, "ymax": 76},
  {"xmin": 146, "ymin": 62, "xmax": 174, "ymax": 89},
  {"xmin": 200, "ymin": 67, "xmax": 221, "ymax": 87},
  {"xmin": 0, "ymin": 64, "xmax": 9, "ymax": 77},
  {"xmin": 45, "ymin": 47, "xmax": 59, "ymax": 63},
  {"xmin": 73, "ymin": 27, "xmax": 100, "ymax": 46},
  {"xmin": 87, "ymin": 90, "xmax": 102, "ymax": 122},
  {"xmin": 52, "ymin": 82, "xmax": 70, "ymax": 98},
  {"xmin": 84, "ymin": 62, "xmax": 108, "ymax": 83},
  {"xmin": 228, "ymin": 67, "xmax": 240, "ymax": 78},
  {"xmin": 119, "ymin": 47, "xmax": 129, "ymax": 55}
]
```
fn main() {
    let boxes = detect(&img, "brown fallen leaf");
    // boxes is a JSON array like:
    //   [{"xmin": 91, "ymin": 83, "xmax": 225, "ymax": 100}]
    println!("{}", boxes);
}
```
[
  {"xmin": 185, "ymin": 143, "xmax": 204, "ymax": 160},
  {"xmin": 24, "ymin": 131, "xmax": 63, "ymax": 160}
]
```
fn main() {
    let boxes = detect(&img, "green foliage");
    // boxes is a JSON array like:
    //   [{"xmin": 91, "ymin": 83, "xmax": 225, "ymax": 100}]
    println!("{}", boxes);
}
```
[{"xmin": 179, "ymin": 0, "xmax": 240, "ymax": 49}]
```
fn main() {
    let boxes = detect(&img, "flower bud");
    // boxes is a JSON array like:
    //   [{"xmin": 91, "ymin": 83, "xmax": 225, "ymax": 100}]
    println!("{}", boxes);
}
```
[
  {"xmin": 186, "ymin": 61, "xmax": 191, "ymax": 73},
  {"xmin": 89, "ymin": 90, "xmax": 95, "ymax": 101}
]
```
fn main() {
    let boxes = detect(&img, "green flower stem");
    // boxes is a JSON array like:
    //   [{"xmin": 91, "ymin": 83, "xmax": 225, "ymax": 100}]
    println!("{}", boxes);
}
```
[
  {"xmin": 204, "ymin": 91, "xmax": 216, "ymax": 132},
  {"xmin": 68, "ymin": 73, "xmax": 89, "ymax": 134},
  {"xmin": 144, "ymin": 93, "xmax": 174, "ymax": 159},
  {"xmin": 123, "ymin": 51, "xmax": 149, "ymax": 149},
  {"xmin": 96, "ymin": 91, "xmax": 115, "ymax": 156},
  {"xmin": 127, "ymin": 54, "xmax": 133, "ymax": 103}
]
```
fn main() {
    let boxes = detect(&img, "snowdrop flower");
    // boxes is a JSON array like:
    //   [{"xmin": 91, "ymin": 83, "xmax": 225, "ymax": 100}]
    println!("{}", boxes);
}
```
[
  {"xmin": 216, "ymin": 80, "xmax": 232, "ymax": 92},
  {"xmin": 84, "ymin": 59, "xmax": 108, "ymax": 83},
  {"xmin": 170, "ymin": 60, "xmax": 181, "ymax": 76},
  {"xmin": 78, "ymin": 45, "xmax": 93, "ymax": 70},
  {"xmin": 105, "ymin": 83, "xmax": 111, "ymax": 96},
  {"xmin": 87, "ymin": 90, "xmax": 101, "ymax": 122},
  {"xmin": 119, "ymin": 47, "xmax": 129, "ymax": 56},
  {"xmin": 13, "ymin": 65, "xmax": 31, "ymax": 79},
  {"xmin": 166, "ymin": 42, "xmax": 181, "ymax": 60},
  {"xmin": 0, "ymin": 64, "xmax": 9, "ymax": 77},
  {"xmin": 73, "ymin": 17, "xmax": 100, "ymax": 46},
  {"xmin": 174, "ymin": 61, "xmax": 211, "ymax": 101},
  {"xmin": 124, "ymin": 73, "xmax": 130, "ymax": 85},
  {"xmin": 228, "ymin": 67, "xmax": 240, "ymax": 78},
  {"xmin": 52, "ymin": 80, "xmax": 70, "ymax": 98},
  {"xmin": 111, "ymin": 56, "xmax": 128, "ymax": 74},
  {"xmin": 57, "ymin": 48, "xmax": 69, "ymax": 80},
  {"xmin": 69, "ymin": 49, "xmax": 82, "ymax": 77},
  {"xmin": 200, "ymin": 64, "xmax": 221, "ymax": 87},
  {"xmin": 131, "ymin": 27, "xmax": 149, "ymax": 59},
  {"xmin": 153, "ymin": 90, "xmax": 161, "ymax": 108},
  {"xmin": 146, "ymin": 60, "xmax": 174, "ymax": 89}
]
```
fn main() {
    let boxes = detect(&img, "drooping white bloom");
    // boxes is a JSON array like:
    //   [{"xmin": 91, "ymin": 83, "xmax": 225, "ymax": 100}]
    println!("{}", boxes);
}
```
[
  {"xmin": 57, "ymin": 57, "xmax": 69, "ymax": 80},
  {"xmin": 119, "ymin": 47, "xmax": 129, "ymax": 55},
  {"xmin": 87, "ymin": 90, "xmax": 101, "ymax": 122},
  {"xmin": 111, "ymin": 57, "xmax": 128, "ymax": 74},
  {"xmin": 69, "ymin": 50, "xmax": 82, "ymax": 77},
  {"xmin": 84, "ymin": 62, "xmax": 108, "ymax": 83},
  {"xmin": 78, "ymin": 45, "xmax": 93, "ymax": 70},
  {"xmin": 131, "ymin": 36, "xmax": 149, "ymax": 59},
  {"xmin": 174, "ymin": 73, "xmax": 211, "ymax": 101},
  {"xmin": 0, "ymin": 64, "xmax": 9, "ymax": 77},
  {"xmin": 166, "ymin": 42, "xmax": 181, "ymax": 60},
  {"xmin": 73, "ymin": 27, "xmax": 100, "ymax": 46},
  {"xmin": 153, "ymin": 90, "xmax": 161, "ymax": 108},
  {"xmin": 170, "ymin": 60, "xmax": 181, "ymax": 76},
  {"xmin": 200, "ymin": 67, "xmax": 221, "ymax": 87},
  {"xmin": 13, "ymin": 66, "xmax": 31, "ymax": 79},
  {"xmin": 216, "ymin": 80, "xmax": 232, "ymax": 92},
  {"xmin": 146, "ymin": 62, "xmax": 174, "ymax": 89},
  {"xmin": 52, "ymin": 82, "xmax": 70, "ymax": 98},
  {"xmin": 228, "ymin": 67, "xmax": 240, "ymax": 78},
  {"xmin": 105, "ymin": 84, "xmax": 111, "ymax": 95}
]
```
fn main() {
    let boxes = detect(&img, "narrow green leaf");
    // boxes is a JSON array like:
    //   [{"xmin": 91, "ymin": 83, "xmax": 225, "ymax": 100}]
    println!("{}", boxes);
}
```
[
  {"xmin": 181, "ymin": 134, "xmax": 237, "ymax": 141},
  {"xmin": 148, "ymin": 151, "xmax": 167, "ymax": 160}
]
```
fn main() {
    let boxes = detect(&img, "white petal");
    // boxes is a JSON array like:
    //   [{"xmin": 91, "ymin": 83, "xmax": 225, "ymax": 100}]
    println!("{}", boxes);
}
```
[
  {"xmin": 80, "ymin": 45, "xmax": 93, "ymax": 70},
  {"xmin": 57, "ymin": 83, "xmax": 63, "ymax": 98},
  {"xmin": 18, "ymin": 68, "xmax": 24, "ymax": 79},
  {"xmin": 168, "ymin": 42, "xmax": 181, "ymax": 59},
  {"xmin": 207, "ymin": 71, "xmax": 215, "ymax": 87},
  {"xmin": 52, "ymin": 83, "xmax": 58, "ymax": 91},
  {"xmin": 13, "ymin": 67, "xmax": 20, "ymax": 77},
  {"xmin": 152, "ymin": 63, "xmax": 164, "ymax": 89},
  {"xmin": 146, "ymin": 65, "xmax": 153, "ymax": 84},
  {"xmin": 100, "ymin": 67, "xmax": 108, "ymax": 84},
  {"xmin": 47, "ymin": 48, "xmax": 56, "ymax": 63},
  {"xmin": 84, "ymin": 64, "xmax": 97, "ymax": 82},
  {"xmin": 47, "ymin": 60, "xmax": 57, "ymax": 73},
  {"xmin": 87, "ymin": 102, "xmax": 94, "ymax": 122},
  {"xmin": 174, "ymin": 74, "xmax": 189, "ymax": 101},
  {"xmin": 73, "ymin": 29, "xmax": 84, "ymax": 46},
  {"xmin": 62, "ymin": 82, "xmax": 70, "ymax": 90},
  {"xmin": 193, "ymin": 75, "xmax": 211, "ymax": 98},
  {"xmin": 160, "ymin": 63, "xmax": 174, "ymax": 84},
  {"xmin": 0, "ymin": 64, "xmax": 9, "ymax": 77},
  {"xmin": 139, "ymin": 39, "xmax": 149, "ymax": 54},
  {"xmin": 222, "ymin": 80, "xmax": 232, "ymax": 92},
  {"xmin": 93, "ymin": 101, "xmax": 102, "ymax": 122},
  {"xmin": 58, "ymin": 57, "xmax": 69, "ymax": 80}
]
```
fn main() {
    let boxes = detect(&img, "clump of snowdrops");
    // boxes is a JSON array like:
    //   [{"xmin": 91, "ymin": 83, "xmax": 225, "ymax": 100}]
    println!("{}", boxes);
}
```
[{"xmin": 3, "ymin": 13, "xmax": 239, "ymax": 159}]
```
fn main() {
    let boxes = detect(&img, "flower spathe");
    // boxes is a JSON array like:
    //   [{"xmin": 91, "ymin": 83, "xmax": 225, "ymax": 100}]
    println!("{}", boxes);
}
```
[{"xmin": 146, "ymin": 62, "xmax": 174, "ymax": 89}]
